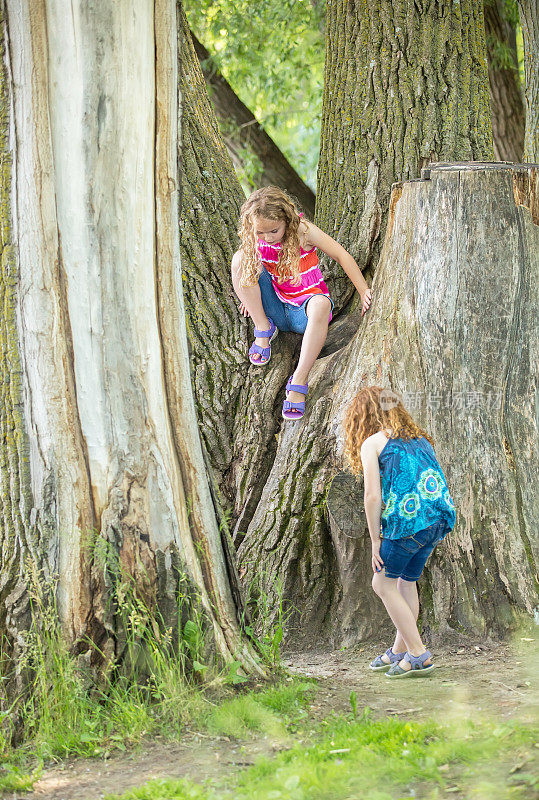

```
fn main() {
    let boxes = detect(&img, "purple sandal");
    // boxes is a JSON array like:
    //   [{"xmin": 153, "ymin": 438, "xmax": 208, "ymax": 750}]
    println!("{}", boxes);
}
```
[
  {"xmin": 282, "ymin": 375, "xmax": 308, "ymax": 420},
  {"xmin": 249, "ymin": 318, "xmax": 277, "ymax": 365}
]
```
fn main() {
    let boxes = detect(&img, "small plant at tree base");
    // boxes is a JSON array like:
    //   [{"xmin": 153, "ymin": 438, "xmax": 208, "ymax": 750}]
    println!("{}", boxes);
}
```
[
  {"xmin": 349, "ymin": 690, "xmax": 358, "ymax": 719},
  {"xmin": 239, "ymin": 567, "xmax": 297, "ymax": 668}
]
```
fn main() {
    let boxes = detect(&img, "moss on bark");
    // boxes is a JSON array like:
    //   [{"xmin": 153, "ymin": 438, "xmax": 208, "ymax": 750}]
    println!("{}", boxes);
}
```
[
  {"xmin": 316, "ymin": 0, "xmax": 494, "ymax": 310},
  {"xmin": 0, "ymin": 5, "xmax": 35, "ymax": 643}
]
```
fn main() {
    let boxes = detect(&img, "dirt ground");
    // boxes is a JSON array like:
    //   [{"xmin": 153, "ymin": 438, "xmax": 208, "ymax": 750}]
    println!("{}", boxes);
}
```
[{"xmin": 11, "ymin": 635, "xmax": 538, "ymax": 800}]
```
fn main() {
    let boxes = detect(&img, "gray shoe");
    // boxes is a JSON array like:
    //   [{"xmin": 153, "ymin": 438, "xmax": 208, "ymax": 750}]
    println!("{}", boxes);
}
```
[
  {"xmin": 386, "ymin": 650, "xmax": 436, "ymax": 678},
  {"xmin": 369, "ymin": 647, "xmax": 406, "ymax": 672}
]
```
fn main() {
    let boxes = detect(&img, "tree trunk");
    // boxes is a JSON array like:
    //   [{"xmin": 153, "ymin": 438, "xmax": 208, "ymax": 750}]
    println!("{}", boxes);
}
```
[
  {"xmin": 178, "ymin": 7, "xmax": 303, "ymax": 567},
  {"xmin": 316, "ymin": 0, "xmax": 495, "ymax": 315},
  {"xmin": 517, "ymin": 0, "xmax": 539, "ymax": 162},
  {"xmin": 1, "ymin": 0, "xmax": 264, "ymax": 677},
  {"xmin": 190, "ymin": 30, "xmax": 316, "ymax": 217},
  {"xmin": 237, "ymin": 163, "xmax": 538, "ymax": 647},
  {"xmin": 484, "ymin": 0, "xmax": 525, "ymax": 162}
]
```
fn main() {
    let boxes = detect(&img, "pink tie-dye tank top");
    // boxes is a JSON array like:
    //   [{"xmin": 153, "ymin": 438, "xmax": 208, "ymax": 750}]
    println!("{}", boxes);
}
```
[{"xmin": 257, "ymin": 217, "xmax": 333, "ymax": 322}]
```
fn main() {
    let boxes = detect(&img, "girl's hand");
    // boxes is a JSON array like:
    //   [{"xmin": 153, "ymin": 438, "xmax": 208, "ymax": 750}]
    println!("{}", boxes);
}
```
[
  {"xmin": 361, "ymin": 288, "xmax": 373, "ymax": 317},
  {"xmin": 239, "ymin": 302, "xmax": 250, "ymax": 317},
  {"xmin": 371, "ymin": 539, "xmax": 384, "ymax": 574}
]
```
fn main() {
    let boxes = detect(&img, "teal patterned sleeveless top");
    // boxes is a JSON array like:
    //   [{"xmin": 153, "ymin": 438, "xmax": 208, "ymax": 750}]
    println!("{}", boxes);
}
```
[{"xmin": 379, "ymin": 435, "xmax": 456, "ymax": 539}]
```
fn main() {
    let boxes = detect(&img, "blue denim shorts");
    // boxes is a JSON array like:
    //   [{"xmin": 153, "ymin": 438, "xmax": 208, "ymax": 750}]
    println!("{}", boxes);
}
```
[
  {"xmin": 379, "ymin": 520, "xmax": 447, "ymax": 581},
  {"xmin": 258, "ymin": 267, "xmax": 333, "ymax": 334}
]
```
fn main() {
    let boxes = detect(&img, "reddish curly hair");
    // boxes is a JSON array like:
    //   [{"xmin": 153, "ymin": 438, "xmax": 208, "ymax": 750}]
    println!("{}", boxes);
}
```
[
  {"xmin": 237, "ymin": 186, "xmax": 305, "ymax": 287},
  {"xmin": 343, "ymin": 386, "xmax": 435, "ymax": 476}
]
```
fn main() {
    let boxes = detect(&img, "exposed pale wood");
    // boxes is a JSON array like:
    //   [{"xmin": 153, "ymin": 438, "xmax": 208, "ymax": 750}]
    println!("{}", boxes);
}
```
[{"xmin": 1, "ymin": 0, "xmax": 264, "ymax": 676}]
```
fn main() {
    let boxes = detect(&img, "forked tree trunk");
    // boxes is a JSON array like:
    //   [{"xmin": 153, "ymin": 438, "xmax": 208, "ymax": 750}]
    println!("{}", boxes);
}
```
[
  {"xmin": 1, "ymin": 0, "xmax": 264, "ymax": 677},
  {"xmin": 237, "ymin": 164, "xmax": 538, "ymax": 647},
  {"xmin": 179, "ymin": 2, "xmax": 537, "ymax": 645}
]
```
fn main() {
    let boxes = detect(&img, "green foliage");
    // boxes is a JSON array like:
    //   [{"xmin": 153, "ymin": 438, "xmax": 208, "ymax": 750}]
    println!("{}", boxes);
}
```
[
  {"xmin": 255, "ymin": 680, "xmax": 316, "ymax": 718},
  {"xmin": 484, "ymin": 0, "xmax": 519, "ymax": 29},
  {"xmin": 0, "ymin": 565, "xmax": 210, "ymax": 762},
  {"xmin": 0, "ymin": 537, "xmax": 314, "ymax": 787},
  {"xmin": 349, "ymin": 689, "xmax": 358, "ymax": 718},
  {"xmin": 502, "ymin": 0, "xmax": 520, "ymax": 29},
  {"xmin": 240, "ymin": 566, "xmax": 297, "ymax": 668},
  {"xmin": 484, "ymin": 0, "xmax": 525, "ymax": 87},
  {"xmin": 184, "ymin": 0, "xmax": 324, "ymax": 189},
  {"xmin": 204, "ymin": 693, "xmax": 287, "ymax": 739},
  {"xmin": 486, "ymin": 34, "xmax": 518, "ymax": 72},
  {"xmin": 0, "ymin": 764, "xmax": 37, "ymax": 793},
  {"xmin": 515, "ymin": 25, "xmax": 525, "ymax": 88}
]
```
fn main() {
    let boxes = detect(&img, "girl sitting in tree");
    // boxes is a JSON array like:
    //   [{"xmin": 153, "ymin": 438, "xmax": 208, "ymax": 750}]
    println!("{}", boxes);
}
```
[{"xmin": 231, "ymin": 186, "xmax": 372, "ymax": 420}]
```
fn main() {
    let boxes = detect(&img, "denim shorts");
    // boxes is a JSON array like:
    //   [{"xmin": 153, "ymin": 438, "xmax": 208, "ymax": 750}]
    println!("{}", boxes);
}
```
[
  {"xmin": 379, "ymin": 520, "xmax": 447, "ymax": 581},
  {"xmin": 258, "ymin": 267, "xmax": 334, "ymax": 334}
]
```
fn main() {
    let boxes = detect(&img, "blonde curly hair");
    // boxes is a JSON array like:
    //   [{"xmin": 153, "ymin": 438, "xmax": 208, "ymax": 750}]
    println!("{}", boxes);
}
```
[
  {"xmin": 343, "ymin": 386, "xmax": 435, "ymax": 476},
  {"xmin": 238, "ymin": 186, "xmax": 304, "ymax": 287}
]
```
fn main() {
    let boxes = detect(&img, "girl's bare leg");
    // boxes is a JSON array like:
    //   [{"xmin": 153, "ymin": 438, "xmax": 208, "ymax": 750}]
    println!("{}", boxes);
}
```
[
  {"xmin": 286, "ymin": 296, "xmax": 331, "ymax": 410},
  {"xmin": 392, "ymin": 579, "xmax": 419, "ymax": 654},
  {"xmin": 231, "ymin": 257, "xmax": 270, "ymax": 362},
  {"xmin": 371, "ymin": 572, "xmax": 432, "ymax": 669}
]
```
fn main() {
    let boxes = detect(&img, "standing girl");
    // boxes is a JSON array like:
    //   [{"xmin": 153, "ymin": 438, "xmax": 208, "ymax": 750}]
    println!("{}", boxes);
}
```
[
  {"xmin": 231, "ymin": 187, "xmax": 372, "ymax": 420},
  {"xmin": 343, "ymin": 386, "xmax": 456, "ymax": 677}
]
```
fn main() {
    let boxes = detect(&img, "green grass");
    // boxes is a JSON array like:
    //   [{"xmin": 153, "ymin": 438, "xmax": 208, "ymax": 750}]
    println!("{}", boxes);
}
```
[
  {"xmin": 0, "ymin": 555, "xmax": 314, "ymax": 798},
  {"xmin": 0, "ymin": 764, "xmax": 38, "ymax": 793},
  {"xmin": 1, "ymin": 560, "xmax": 536, "ymax": 800},
  {"xmin": 0, "ymin": 639, "xmax": 303, "ymax": 763},
  {"xmin": 0, "ymin": 677, "xmax": 316, "ymax": 797},
  {"xmin": 103, "ymin": 712, "xmax": 538, "ymax": 800},
  {"xmin": 202, "ymin": 681, "xmax": 314, "ymax": 740}
]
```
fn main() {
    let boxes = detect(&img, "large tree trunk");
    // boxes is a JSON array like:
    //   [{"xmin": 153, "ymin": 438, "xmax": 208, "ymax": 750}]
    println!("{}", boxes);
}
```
[
  {"xmin": 517, "ymin": 1, "xmax": 539, "ymax": 162},
  {"xmin": 316, "ymin": 0, "xmax": 494, "ymax": 317},
  {"xmin": 190, "ymin": 30, "xmax": 316, "ymax": 217},
  {"xmin": 485, "ymin": 0, "xmax": 525, "ymax": 162},
  {"xmin": 1, "ymin": 0, "xmax": 264, "ymax": 677},
  {"xmin": 237, "ymin": 163, "xmax": 538, "ymax": 647}
]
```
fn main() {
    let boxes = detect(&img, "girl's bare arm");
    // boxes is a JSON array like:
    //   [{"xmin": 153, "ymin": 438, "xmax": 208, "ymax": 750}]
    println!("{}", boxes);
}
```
[
  {"xmin": 302, "ymin": 220, "xmax": 372, "ymax": 315},
  {"xmin": 360, "ymin": 437, "xmax": 384, "ymax": 572}
]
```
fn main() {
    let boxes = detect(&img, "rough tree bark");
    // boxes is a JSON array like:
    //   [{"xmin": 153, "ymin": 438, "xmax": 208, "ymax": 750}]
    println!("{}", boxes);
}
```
[
  {"xmin": 517, "ymin": 0, "xmax": 539, "ymax": 161},
  {"xmin": 237, "ymin": 164, "xmax": 538, "ymax": 647},
  {"xmin": 190, "ymin": 30, "xmax": 316, "ymax": 217},
  {"xmin": 315, "ymin": 0, "xmax": 494, "ymax": 317},
  {"xmin": 484, "ymin": 0, "xmax": 525, "ymax": 162},
  {"xmin": 178, "ymin": 7, "xmax": 301, "ymax": 562},
  {"xmin": 0, "ymin": 0, "xmax": 264, "ymax": 677}
]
